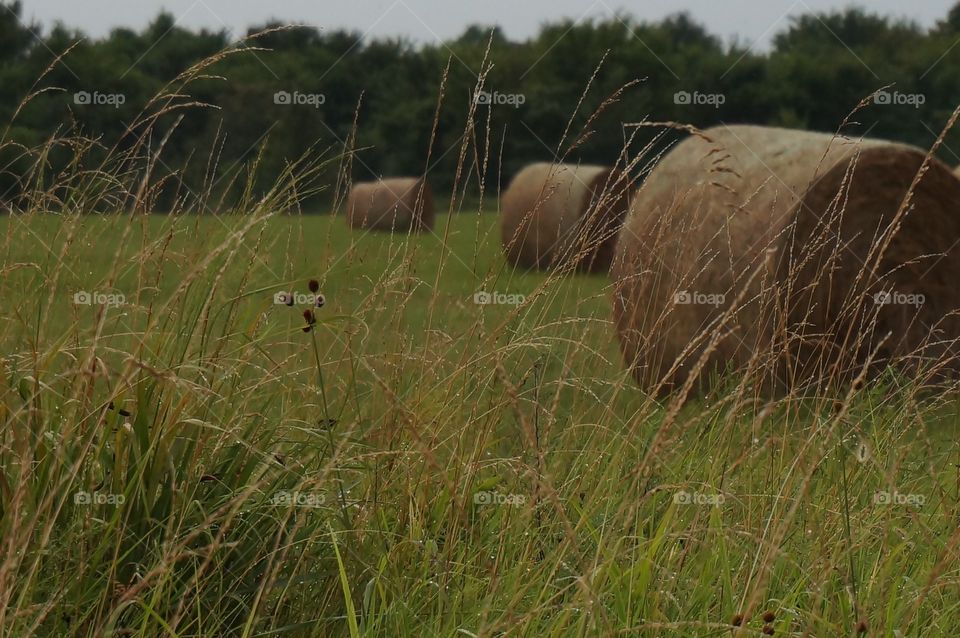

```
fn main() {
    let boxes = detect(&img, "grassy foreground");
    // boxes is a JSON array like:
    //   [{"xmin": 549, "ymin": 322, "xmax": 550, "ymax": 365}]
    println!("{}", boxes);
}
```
[{"xmin": 1, "ymin": 210, "xmax": 959, "ymax": 637}]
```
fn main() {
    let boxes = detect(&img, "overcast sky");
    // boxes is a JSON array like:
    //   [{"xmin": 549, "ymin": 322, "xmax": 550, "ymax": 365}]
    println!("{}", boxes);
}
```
[{"xmin": 18, "ymin": 0, "xmax": 957, "ymax": 47}]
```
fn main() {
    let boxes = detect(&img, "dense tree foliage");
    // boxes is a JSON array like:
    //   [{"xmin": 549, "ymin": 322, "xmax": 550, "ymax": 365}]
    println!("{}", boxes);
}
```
[{"xmin": 2, "ymin": 1, "xmax": 960, "ymax": 211}]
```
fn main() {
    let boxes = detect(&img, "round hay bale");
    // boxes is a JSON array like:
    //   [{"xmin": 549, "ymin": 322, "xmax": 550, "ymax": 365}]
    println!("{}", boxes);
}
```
[
  {"xmin": 612, "ymin": 124, "xmax": 960, "ymax": 393},
  {"xmin": 346, "ymin": 177, "xmax": 434, "ymax": 231},
  {"xmin": 500, "ymin": 163, "xmax": 631, "ymax": 272}
]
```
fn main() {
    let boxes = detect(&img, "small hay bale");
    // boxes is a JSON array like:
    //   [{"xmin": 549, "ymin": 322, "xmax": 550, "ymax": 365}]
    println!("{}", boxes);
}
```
[
  {"xmin": 611, "ymin": 124, "xmax": 960, "ymax": 393},
  {"xmin": 500, "ymin": 163, "xmax": 631, "ymax": 272},
  {"xmin": 346, "ymin": 177, "xmax": 434, "ymax": 231}
]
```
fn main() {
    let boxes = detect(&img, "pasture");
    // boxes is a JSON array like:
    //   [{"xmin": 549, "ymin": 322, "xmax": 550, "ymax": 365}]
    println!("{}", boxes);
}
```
[{"xmin": 2, "ymin": 210, "xmax": 959, "ymax": 636}]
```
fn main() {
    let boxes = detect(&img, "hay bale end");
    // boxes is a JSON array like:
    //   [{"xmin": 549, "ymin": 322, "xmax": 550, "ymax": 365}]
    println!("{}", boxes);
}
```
[
  {"xmin": 612, "ymin": 125, "xmax": 960, "ymax": 393},
  {"xmin": 346, "ymin": 177, "xmax": 434, "ymax": 231},
  {"xmin": 500, "ymin": 163, "xmax": 631, "ymax": 272}
]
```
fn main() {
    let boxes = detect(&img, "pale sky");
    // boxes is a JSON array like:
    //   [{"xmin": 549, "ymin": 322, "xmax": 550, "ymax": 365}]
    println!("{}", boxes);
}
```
[{"xmin": 18, "ymin": 1, "xmax": 958, "ymax": 47}]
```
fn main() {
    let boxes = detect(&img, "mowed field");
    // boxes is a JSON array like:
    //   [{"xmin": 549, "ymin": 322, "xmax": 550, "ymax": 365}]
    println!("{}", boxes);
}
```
[{"xmin": 2, "ymin": 210, "xmax": 960, "ymax": 636}]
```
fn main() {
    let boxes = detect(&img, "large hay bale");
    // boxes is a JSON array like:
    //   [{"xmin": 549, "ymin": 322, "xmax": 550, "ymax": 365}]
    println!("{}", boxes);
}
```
[
  {"xmin": 346, "ymin": 177, "xmax": 434, "ymax": 231},
  {"xmin": 612, "ymin": 124, "xmax": 960, "ymax": 393},
  {"xmin": 500, "ymin": 163, "xmax": 631, "ymax": 272}
]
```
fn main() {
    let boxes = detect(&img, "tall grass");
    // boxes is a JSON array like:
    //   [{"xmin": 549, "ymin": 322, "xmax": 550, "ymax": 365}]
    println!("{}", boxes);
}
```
[{"xmin": 1, "ymin": 41, "xmax": 960, "ymax": 638}]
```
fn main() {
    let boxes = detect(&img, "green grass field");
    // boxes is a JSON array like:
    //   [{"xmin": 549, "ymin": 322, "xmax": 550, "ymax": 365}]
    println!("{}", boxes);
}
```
[{"xmin": 2, "ymin": 210, "xmax": 960, "ymax": 636}]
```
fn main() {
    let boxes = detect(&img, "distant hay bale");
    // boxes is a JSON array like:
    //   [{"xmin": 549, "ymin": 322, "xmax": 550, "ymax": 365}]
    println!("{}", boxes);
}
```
[
  {"xmin": 346, "ymin": 177, "xmax": 434, "ymax": 231},
  {"xmin": 611, "ymin": 124, "xmax": 960, "ymax": 393},
  {"xmin": 500, "ymin": 163, "xmax": 631, "ymax": 272}
]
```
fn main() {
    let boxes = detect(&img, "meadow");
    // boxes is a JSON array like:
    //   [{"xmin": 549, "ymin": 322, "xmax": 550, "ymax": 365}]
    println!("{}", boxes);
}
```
[{"xmin": 1, "ymin": 207, "xmax": 959, "ymax": 637}]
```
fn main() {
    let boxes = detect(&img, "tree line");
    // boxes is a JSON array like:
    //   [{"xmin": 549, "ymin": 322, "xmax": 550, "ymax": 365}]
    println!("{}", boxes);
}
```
[{"xmin": 1, "ymin": 1, "xmax": 960, "ymax": 211}]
